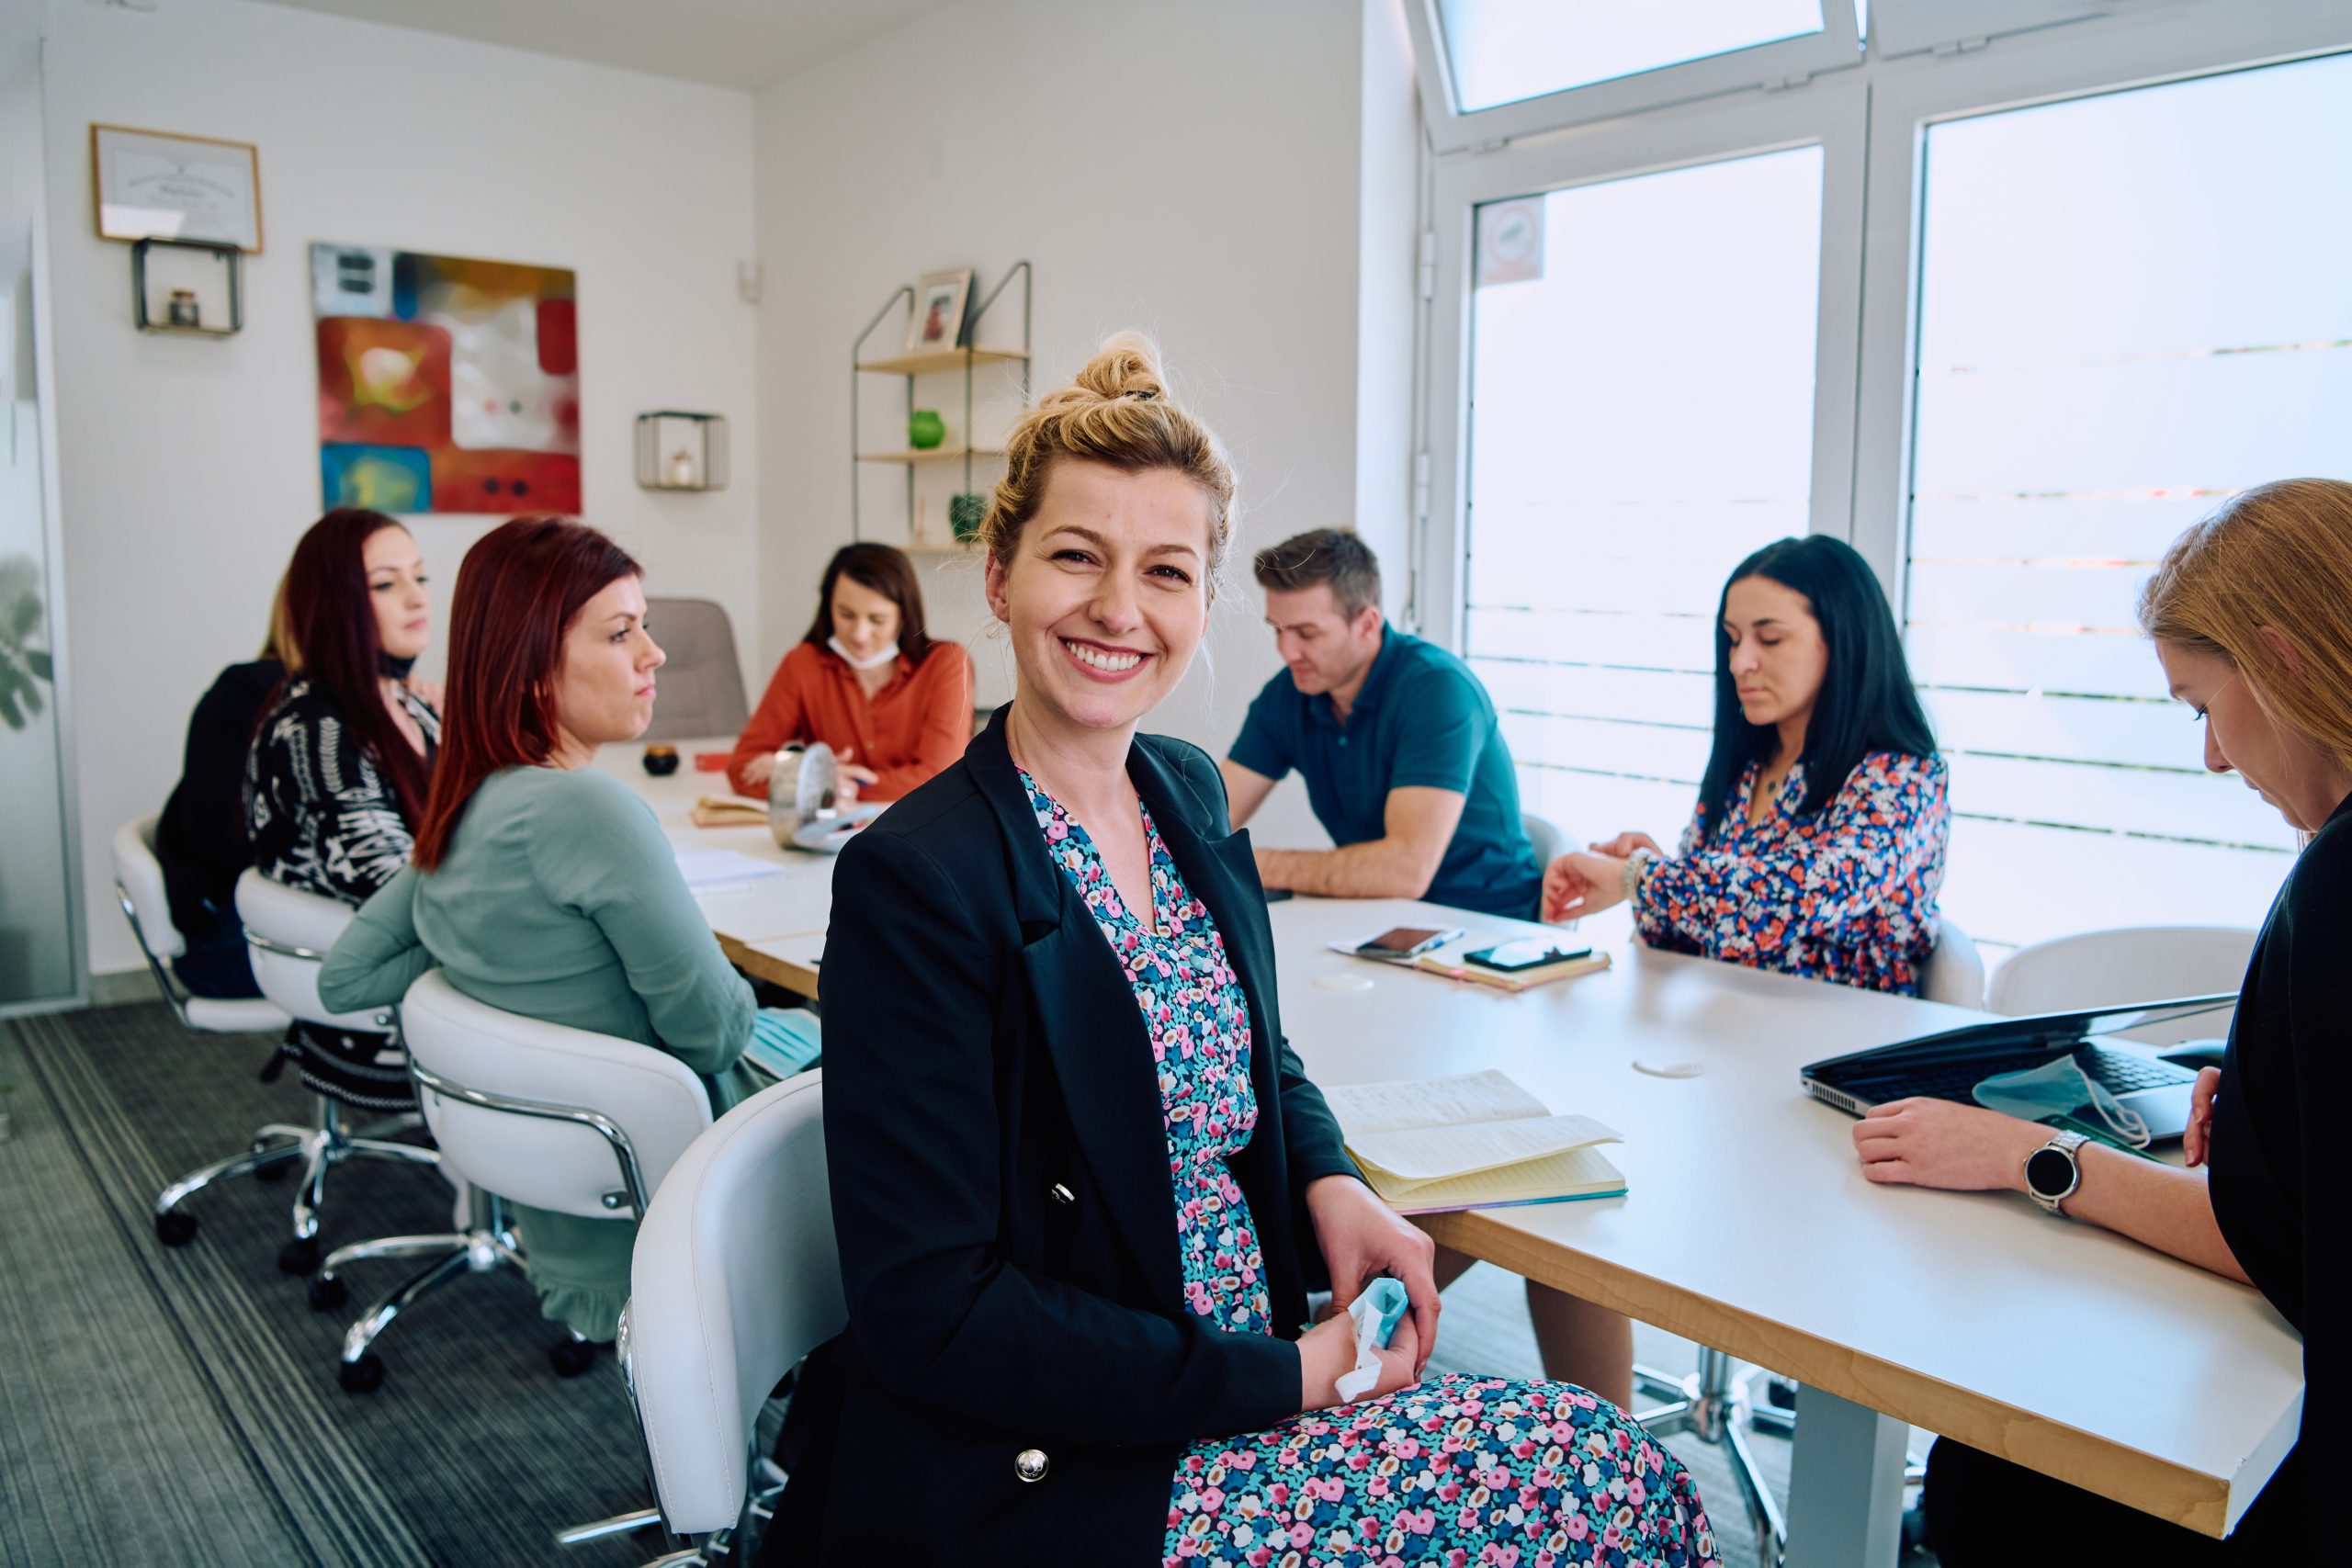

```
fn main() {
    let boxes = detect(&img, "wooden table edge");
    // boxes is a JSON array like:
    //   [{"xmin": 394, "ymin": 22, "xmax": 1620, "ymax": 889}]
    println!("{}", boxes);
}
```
[
  {"xmin": 1421, "ymin": 1208, "xmax": 2262, "ymax": 1539},
  {"xmin": 718, "ymin": 931, "xmax": 821, "ymax": 998}
]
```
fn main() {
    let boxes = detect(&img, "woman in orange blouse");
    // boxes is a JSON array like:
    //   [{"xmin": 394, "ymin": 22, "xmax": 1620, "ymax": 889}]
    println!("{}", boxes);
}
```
[{"xmin": 728, "ymin": 543, "xmax": 974, "ymax": 802}]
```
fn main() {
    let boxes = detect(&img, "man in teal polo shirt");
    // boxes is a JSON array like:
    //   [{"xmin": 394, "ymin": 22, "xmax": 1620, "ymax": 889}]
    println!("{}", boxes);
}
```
[{"xmin": 1219, "ymin": 528, "xmax": 1543, "ymax": 919}]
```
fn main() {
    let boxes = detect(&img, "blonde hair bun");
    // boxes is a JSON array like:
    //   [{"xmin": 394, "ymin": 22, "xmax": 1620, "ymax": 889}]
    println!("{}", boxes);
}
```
[
  {"xmin": 1042, "ymin": 330, "xmax": 1169, "ymax": 410},
  {"xmin": 979, "ymin": 331, "xmax": 1238, "ymax": 584}
]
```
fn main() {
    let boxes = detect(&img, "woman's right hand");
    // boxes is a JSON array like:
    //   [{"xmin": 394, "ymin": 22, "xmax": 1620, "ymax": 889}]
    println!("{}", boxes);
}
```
[
  {"xmin": 1297, "ymin": 1299, "xmax": 1424, "ymax": 1410},
  {"xmin": 2184, "ymin": 1066, "xmax": 2222, "ymax": 1167},
  {"xmin": 1589, "ymin": 831, "xmax": 1662, "ymax": 860},
  {"xmin": 739, "ymin": 751, "xmax": 775, "ymax": 792}
]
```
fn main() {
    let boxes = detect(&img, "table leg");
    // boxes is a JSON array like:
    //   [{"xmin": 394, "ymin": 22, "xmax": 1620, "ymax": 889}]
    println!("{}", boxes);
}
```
[{"xmin": 1782, "ymin": 1382, "xmax": 1907, "ymax": 1567}]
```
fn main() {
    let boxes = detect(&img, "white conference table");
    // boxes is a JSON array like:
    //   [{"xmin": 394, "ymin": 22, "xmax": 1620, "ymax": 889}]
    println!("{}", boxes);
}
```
[
  {"xmin": 605, "ymin": 740, "xmax": 2301, "ymax": 1562},
  {"xmin": 596, "ymin": 739, "xmax": 835, "ymax": 995},
  {"xmin": 1275, "ymin": 897, "xmax": 2301, "ymax": 1560}
]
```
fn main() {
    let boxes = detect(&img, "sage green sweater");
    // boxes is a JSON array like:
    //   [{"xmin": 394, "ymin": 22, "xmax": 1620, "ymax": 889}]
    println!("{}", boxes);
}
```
[{"xmin": 320, "ymin": 763, "xmax": 759, "ymax": 1338}]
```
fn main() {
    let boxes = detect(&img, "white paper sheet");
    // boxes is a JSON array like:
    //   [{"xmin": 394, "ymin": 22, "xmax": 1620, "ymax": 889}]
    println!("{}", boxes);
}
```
[
  {"xmin": 1348, "ymin": 1113, "xmax": 1623, "ymax": 1184},
  {"xmin": 671, "ymin": 849, "xmax": 786, "ymax": 889},
  {"xmin": 1320, "ymin": 1069, "xmax": 1551, "ymax": 1137}
]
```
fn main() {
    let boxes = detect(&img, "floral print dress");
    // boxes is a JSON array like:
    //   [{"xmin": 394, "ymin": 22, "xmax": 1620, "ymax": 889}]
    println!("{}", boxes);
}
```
[
  {"xmin": 1019, "ymin": 773, "xmax": 1723, "ymax": 1568},
  {"xmin": 1634, "ymin": 750, "xmax": 1950, "ymax": 997}
]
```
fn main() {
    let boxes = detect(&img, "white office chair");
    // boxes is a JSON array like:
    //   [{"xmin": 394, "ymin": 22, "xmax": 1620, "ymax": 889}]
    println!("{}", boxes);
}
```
[
  {"xmin": 312, "ymin": 968, "xmax": 715, "ymax": 1394},
  {"xmin": 596, "ymin": 1072, "xmax": 842, "ymax": 1562},
  {"xmin": 1988, "ymin": 925, "xmax": 2256, "ymax": 1043},
  {"xmin": 203, "ymin": 870, "xmax": 441, "ymax": 1275},
  {"xmin": 1919, "ymin": 917, "xmax": 1986, "ymax": 1010},
  {"xmin": 1521, "ymin": 811, "xmax": 1568, "ymax": 870},
  {"xmin": 110, "ymin": 814, "xmax": 288, "ymax": 1034}
]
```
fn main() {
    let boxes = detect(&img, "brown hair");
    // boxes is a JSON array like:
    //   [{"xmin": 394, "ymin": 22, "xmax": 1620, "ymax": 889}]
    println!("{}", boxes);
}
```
[
  {"xmin": 2140, "ymin": 478, "xmax": 2352, "ymax": 773},
  {"xmin": 978, "ymin": 332, "xmax": 1237, "ymax": 589},
  {"xmin": 801, "ymin": 542, "xmax": 934, "ymax": 666},
  {"xmin": 274, "ymin": 508, "xmax": 432, "ymax": 827},
  {"xmin": 1253, "ymin": 527, "xmax": 1383, "ymax": 620},
  {"xmin": 413, "ymin": 516, "xmax": 643, "ymax": 870}
]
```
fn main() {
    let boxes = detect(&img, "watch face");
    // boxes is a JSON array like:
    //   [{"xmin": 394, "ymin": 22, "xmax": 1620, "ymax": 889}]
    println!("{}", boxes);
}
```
[{"xmin": 2026, "ymin": 1146, "xmax": 2076, "ymax": 1198}]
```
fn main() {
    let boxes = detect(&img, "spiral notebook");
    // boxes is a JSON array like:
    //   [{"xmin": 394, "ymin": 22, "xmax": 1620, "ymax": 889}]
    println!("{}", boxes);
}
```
[{"xmin": 1321, "ymin": 1069, "xmax": 1627, "ymax": 1214}]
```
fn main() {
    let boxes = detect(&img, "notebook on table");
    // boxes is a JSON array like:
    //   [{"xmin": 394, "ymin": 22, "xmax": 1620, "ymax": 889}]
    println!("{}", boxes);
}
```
[{"xmin": 1321, "ymin": 1069, "xmax": 1627, "ymax": 1214}]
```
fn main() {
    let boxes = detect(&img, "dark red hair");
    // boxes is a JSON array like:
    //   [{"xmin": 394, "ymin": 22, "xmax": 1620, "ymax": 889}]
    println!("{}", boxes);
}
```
[
  {"xmin": 275, "ymin": 508, "xmax": 433, "ymax": 827},
  {"xmin": 413, "ymin": 516, "xmax": 642, "ymax": 870}
]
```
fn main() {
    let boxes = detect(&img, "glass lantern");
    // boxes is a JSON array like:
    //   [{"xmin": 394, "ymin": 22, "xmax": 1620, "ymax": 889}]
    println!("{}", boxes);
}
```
[{"xmin": 634, "ymin": 411, "xmax": 729, "ymax": 491}]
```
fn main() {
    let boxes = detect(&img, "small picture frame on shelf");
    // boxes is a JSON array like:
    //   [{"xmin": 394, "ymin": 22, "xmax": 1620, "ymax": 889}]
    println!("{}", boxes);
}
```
[
  {"xmin": 93, "ymin": 124, "xmax": 264, "ymax": 253},
  {"xmin": 904, "ymin": 268, "xmax": 973, "ymax": 354}
]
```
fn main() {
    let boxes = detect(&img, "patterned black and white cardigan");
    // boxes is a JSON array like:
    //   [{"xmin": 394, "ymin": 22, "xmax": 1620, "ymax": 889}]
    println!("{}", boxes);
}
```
[{"xmin": 243, "ymin": 677, "xmax": 440, "ymax": 908}]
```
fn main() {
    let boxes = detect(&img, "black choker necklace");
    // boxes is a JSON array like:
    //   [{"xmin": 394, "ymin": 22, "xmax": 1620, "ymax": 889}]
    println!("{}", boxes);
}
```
[{"xmin": 379, "ymin": 652, "xmax": 418, "ymax": 681}]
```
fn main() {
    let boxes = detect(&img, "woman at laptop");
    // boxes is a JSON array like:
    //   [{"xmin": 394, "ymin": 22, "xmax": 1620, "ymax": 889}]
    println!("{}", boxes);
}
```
[
  {"xmin": 1542, "ymin": 535, "xmax": 1950, "ymax": 996},
  {"xmin": 1852, "ymin": 479, "xmax": 2352, "ymax": 1559}
]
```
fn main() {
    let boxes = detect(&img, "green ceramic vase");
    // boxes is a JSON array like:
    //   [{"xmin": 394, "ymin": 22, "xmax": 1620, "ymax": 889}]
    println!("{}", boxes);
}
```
[{"xmin": 908, "ymin": 409, "xmax": 946, "ymax": 450}]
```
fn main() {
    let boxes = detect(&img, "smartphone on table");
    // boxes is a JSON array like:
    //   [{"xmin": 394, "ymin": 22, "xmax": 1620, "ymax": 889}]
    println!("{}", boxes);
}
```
[
  {"xmin": 1463, "ymin": 938, "xmax": 1593, "ymax": 973},
  {"xmin": 1351, "ymin": 925, "xmax": 1464, "ymax": 961}
]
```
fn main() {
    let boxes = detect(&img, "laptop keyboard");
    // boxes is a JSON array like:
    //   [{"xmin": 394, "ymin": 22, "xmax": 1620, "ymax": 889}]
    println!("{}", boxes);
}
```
[{"xmin": 1851, "ymin": 1044, "xmax": 2197, "ymax": 1105}]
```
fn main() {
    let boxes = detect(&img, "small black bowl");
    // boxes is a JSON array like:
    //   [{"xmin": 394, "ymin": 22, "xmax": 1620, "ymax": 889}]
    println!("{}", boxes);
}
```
[{"xmin": 641, "ymin": 745, "xmax": 680, "ymax": 777}]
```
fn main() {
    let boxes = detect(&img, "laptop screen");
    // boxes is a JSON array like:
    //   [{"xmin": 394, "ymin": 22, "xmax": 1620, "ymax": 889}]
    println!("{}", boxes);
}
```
[{"xmin": 1804, "ymin": 994, "xmax": 2237, "ymax": 1082}]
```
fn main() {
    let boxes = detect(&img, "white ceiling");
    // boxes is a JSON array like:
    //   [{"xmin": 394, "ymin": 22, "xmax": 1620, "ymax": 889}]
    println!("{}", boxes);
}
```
[{"xmin": 244, "ymin": 0, "xmax": 956, "ymax": 91}]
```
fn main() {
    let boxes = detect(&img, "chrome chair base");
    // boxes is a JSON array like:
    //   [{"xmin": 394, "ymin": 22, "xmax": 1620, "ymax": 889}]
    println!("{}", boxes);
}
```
[
  {"xmin": 153, "ymin": 1092, "xmax": 437, "ymax": 1272},
  {"xmin": 315, "ymin": 1187, "xmax": 525, "ymax": 1393},
  {"xmin": 1634, "ymin": 1354, "xmax": 1924, "ymax": 1568}
]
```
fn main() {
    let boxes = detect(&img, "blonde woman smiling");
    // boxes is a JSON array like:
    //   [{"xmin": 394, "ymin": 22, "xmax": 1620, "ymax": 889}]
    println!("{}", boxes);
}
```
[{"xmin": 799, "ymin": 335, "xmax": 1721, "ymax": 1566}]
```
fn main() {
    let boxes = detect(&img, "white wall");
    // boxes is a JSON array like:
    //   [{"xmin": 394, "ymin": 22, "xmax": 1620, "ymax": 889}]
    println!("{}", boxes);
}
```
[
  {"xmin": 752, "ymin": 0, "xmax": 1417, "ymax": 843},
  {"xmin": 42, "ymin": 0, "xmax": 761, "ymax": 974}
]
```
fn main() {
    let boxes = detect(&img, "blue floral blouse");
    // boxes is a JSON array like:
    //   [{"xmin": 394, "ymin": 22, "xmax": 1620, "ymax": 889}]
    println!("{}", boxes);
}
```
[{"xmin": 1635, "ymin": 750, "xmax": 1950, "ymax": 997}]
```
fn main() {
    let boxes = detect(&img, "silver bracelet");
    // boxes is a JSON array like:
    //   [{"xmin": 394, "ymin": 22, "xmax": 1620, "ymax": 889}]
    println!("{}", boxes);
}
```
[{"xmin": 1621, "ymin": 848, "xmax": 1657, "ymax": 908}]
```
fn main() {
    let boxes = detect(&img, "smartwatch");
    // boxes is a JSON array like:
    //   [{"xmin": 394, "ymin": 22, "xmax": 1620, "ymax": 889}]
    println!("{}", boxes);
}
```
[{"xmin": 2023, "ymin": 1129, "xmax": 2089, "ymax": 1216}]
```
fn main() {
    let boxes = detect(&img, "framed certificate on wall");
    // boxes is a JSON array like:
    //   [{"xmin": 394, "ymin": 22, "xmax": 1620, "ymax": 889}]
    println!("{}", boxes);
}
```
[{"xmin": 92, "ymin": 124, "xmax": 263, "ymax": 253}]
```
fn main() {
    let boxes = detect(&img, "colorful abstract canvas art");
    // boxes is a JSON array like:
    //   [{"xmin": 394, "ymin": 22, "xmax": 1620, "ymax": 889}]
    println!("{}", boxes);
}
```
[{"xmin": 311, "ymin": 244, "xmax": 581, "ymax": 513}]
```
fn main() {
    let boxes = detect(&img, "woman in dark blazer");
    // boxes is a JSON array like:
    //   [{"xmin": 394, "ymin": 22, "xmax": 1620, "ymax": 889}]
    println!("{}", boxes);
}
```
[{"xmin": 796, "ymin": 336, "xmax": 1719, "ymax": 1568}]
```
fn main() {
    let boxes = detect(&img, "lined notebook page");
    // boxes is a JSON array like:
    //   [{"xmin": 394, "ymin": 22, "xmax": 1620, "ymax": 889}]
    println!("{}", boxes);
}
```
[
  {"xmin": 1377, "ymin": 1146, "xmax": 1628, "ymax": 1213},
  {"xmin": 1320, "ymin": 1069, "xmax": 1550, "ymax": 1137},
  {"xmin": 1350, "ymin": 1113, "xmax": 1623, "ymax": 1184}
]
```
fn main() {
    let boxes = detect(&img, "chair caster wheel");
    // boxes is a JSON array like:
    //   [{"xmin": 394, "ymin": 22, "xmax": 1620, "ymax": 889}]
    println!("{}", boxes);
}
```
[
  {"xmin": 254, "ymin": 1158, "xmax": 290, "ymax": 1183},
  {"xmin": 277, "ymin": 1236, "xmax": 322, "ymax": 1275},
  {"xmin": 308, "ymin": 1275, "xmax": 348, "ymax": 1311},
  {"xmin": 548, "ymin": 1338, "xmax": 600, "ymax": 1378},
  {"xmin": 155, "ymin": 1210, "xmax": 198, "ymax": 1247},
  {"xmin": 338, "ymin": 1354, "xmax": 385, "ymax": 1393}
]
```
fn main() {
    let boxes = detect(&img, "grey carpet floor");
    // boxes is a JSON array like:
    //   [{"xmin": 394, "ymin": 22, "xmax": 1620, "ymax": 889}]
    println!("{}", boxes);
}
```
[
  {"xmin": 3, "ymin": 1004, "xmax": 671, "ymax": 1568},
  {"xmin": 4, "ymin": 999, "xmax": 1926, "ymax": 1567}
]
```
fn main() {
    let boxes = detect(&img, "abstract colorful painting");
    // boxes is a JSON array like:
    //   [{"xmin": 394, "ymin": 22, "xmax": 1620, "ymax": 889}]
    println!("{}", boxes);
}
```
[{"xmin": 311, "ymin": 244, "xmax": 580, "ymax": 513}]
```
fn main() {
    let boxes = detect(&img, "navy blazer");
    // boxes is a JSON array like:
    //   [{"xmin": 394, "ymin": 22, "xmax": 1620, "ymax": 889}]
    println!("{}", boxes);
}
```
[{"xmin": 807, "ymin": 705, "xmax": 1356, "ymax": 1564}]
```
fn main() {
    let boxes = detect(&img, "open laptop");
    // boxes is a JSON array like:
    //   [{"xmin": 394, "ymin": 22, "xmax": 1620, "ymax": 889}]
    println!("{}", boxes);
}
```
[{"xmin": 1801, "ymin": 996, "xmax": 2236, "ymax": 1144}]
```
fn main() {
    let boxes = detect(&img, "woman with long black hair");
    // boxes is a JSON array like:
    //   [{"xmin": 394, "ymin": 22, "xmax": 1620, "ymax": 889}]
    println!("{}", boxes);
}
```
[{"xmin": 1543, "ymin": 534, "xmax": 1950, "ymax": 996}]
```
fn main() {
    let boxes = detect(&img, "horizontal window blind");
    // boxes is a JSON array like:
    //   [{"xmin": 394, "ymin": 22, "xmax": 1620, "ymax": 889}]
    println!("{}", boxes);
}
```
[
  {"xmin": 1464, "ymin": 147, "xmax": 1825, "ymax": 852},
  {"xmin": 1904, "ymin": 51, "xmax": 2352, "ymax": 950}
]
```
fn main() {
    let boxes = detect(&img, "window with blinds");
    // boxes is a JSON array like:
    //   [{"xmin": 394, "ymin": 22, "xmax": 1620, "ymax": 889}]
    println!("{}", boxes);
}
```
[
  {"xmin": 1464, "ymin": 147, "xmax": 1825, "ymax": 852},
  {"xmin": 1905, "ymin": 51, "xmax": 2352, "ymax": 953}
]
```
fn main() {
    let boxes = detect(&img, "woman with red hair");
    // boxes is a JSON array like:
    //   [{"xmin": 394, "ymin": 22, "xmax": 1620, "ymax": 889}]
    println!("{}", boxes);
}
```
[{"xmin": 320, "ymin": 515, "xmax": 768, "ymax": 1341}]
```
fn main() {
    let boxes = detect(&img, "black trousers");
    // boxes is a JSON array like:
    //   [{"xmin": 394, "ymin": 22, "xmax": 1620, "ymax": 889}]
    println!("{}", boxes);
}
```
[{"xmin": 1925, "ymin": 1438, "xmax": 2303, "ymax": 1563}]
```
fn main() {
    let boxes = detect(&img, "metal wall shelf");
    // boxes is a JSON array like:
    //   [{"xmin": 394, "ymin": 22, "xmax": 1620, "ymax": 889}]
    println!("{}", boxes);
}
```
[{"xmin": 850, "ymin": 259, "xmax": 1032, "ymax": 547}]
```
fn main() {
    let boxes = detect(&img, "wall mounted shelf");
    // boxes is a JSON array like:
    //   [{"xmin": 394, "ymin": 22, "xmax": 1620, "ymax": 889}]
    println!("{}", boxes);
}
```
[{"xmin": 851, "ymin": 260, "xmax": 1032, "ymax": 548}]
